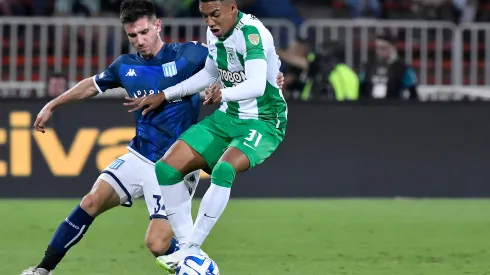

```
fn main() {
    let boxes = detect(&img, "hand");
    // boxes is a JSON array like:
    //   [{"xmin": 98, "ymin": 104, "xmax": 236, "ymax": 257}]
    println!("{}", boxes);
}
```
[
  {"xmin": 276, "ymin": 72, "xmax": 284, "ymax": 89},
  {"xmin": 203, "ymin": 83, "xmax": 222, "ymax": 105},
  {"xmin": 124, "ymin": 93, "xmax": 165, "ymax": 116},
  {"xmin": 34, "ymin": 106, "xmax": 54, "ymax": 133}
]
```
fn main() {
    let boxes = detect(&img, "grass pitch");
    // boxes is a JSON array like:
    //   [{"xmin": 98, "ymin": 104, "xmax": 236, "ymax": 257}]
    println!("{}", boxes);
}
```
[{"xmin": 1, "ymin": 199, "xmax": 489, "ymax": 275}]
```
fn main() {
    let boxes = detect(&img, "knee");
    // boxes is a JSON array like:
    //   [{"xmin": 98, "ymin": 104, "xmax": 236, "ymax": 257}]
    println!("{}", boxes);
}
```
[
  {"xmin": 211, "ymin": 162, "xmax": 236, "ymax": 188},
  {"xmin": 155, "ymin": 161, "xmax": 183, "ymax": 186},
  {"xmin": 80, "ymin": 192, "xmax": 102, "ymax": 217},
  {"xmin": 145, "ymin": 225, "xmax": 173, "ymax": 257}
]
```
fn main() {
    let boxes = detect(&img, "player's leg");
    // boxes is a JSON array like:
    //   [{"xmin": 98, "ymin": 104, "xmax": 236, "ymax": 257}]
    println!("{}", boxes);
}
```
[
  {"xmin": 22, "ymin": 179, "xmax": 121, "ymax": 275},
  {"xmin": 156, "ymin": 116, "xmax": 229, "ymax": 272},
  {"xmin": 155, "ymin": 140, "xmax": 207, "ymax": 246},
  {"xmin": 155, "ymin": 117, "xmax": 228, "ymax": 246},
  {"xmin": 186, "ymin": 121, "xmax": 285, "ymax": 252},
  {"xmin": 142, "ymin": 162, "xmax": 181, "ymax": 257},
  {"xmin": 21, "ymin": 153, "xmax": 144, "ymax": 275},
  {"xmin": 143, "ymin": 171, "xmax": 201, "ymax": 257}
]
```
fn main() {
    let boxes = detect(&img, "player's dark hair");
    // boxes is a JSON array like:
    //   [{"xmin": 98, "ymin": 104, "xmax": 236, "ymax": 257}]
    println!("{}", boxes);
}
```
[{"xmin": 120, "ymin": 0, "xmax": 156, "ymax": 24}]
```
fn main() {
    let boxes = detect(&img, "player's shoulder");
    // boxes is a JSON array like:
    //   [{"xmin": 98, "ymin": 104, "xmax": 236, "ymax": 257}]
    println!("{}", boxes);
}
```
[
  {"xmin": 111, "ymin": 53, "xmax": 139, "ymax": 66},
  {"xmin": 237, "ymin": 13, "xmax": 270, "ymax": 34},
  {"xmin": 168, "ymin": 41, "xmax": 208, "ymax": 53},
  {"xmin": 234, "ymin": 12, "xmax": 273, "ymax": 45},
  {"xmin": 169, "ymin": 41, "xmax": 208, "ymax": 64}
]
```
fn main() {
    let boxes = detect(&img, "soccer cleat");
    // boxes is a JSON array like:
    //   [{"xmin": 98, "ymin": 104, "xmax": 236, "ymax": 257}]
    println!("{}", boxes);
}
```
[
  {"xmin": 20, "ymin": 267, "xmax": 52, "ymax": 275},
  {"xmin": 156, "ymin": 244, "xmax": 208, "ymax": 274},
  {"xmin": 156, "ymin": 249, "xmax": 187, "ymax": 274}
]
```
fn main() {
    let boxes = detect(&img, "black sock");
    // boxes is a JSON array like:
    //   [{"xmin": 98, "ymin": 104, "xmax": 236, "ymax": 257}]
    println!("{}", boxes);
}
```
[{"xmin": 37, "ymin": 205, "xmax": 94, "ymax": 271}]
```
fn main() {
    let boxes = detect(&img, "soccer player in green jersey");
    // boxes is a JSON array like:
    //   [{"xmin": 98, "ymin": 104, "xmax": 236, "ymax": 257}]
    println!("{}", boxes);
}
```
[{"xmin": 126, "ymin": 0, "xmax": 287, "ymax": 272}]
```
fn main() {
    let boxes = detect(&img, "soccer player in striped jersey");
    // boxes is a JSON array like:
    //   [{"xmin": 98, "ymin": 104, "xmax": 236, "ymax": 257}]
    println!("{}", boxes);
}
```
[{"xmin": 125, "ymin": 0, "xmax": 288, "ymax": 272}]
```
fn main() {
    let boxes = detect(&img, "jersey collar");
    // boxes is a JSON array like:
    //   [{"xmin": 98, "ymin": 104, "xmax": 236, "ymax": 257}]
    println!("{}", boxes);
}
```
[
  {"xmin": 219, "ymin": 11, "xmax": 244, "ymax": 41},
  {"xmin": 136, "ymin": 43, "xmax": 166, "ymax": 63}
]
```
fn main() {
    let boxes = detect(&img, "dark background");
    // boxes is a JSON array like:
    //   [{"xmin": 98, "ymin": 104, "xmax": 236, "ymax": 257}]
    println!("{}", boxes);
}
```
[{"xmin": 1, "ymin": 99, "xmax": 489, "ymax": 198}]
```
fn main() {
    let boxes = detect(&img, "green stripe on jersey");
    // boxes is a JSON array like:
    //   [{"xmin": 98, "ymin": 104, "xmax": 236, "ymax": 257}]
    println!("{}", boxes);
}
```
[
  {"xmin": 241, "ymin": 25, "xmax": 266, "ymax": 61},
  {"xmin": 236, "ymin": 51, "xmax": 244, "ymax": 67},
  {"xmin": 216, "ymin": 40, "xmax": 240, "ymax": 116},
  {"xmin": 256, "ymin": 81, "xmax": 288, "ymax": 128}
]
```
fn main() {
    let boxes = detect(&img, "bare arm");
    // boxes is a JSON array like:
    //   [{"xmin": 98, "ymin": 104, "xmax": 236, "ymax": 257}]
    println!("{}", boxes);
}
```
[
  {"xmin": 47, "ymin": 77, "xmax": 99, "ymax": 110},
  {"xmin": 34, "ymin": 77, "xmax": 98, "ymax": 132}
]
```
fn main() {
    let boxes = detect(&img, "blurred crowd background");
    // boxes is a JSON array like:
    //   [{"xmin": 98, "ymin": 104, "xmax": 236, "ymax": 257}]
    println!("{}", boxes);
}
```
[{"xmin": 1, "ymin": 0, "xmax": 489, "ymax": 101}]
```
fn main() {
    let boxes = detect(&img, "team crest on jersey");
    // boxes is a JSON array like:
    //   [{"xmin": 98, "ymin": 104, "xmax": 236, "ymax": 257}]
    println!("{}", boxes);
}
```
[
  {"xmin": 248, "ymin": 34, "xmax": 260, "ymax": 46},
  {"xmin": 162, "ymin": 61, "xmax": 178, "ymax": 77},
  {"xmin": 226, "ymin": 47, "xmax": 238, "ymax": 64}
]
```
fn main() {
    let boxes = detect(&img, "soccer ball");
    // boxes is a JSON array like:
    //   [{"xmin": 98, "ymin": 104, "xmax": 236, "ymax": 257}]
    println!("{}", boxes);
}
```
[{"xmin": 175, "ymin": 254, "xmax": 220, "ymax": 275}]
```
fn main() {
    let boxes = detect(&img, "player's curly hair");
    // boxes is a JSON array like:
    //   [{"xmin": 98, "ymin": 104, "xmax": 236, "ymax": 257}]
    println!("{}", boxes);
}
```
[{"xmin": 120, "ymin": 0, "xmax": 156, "ymax": 24}]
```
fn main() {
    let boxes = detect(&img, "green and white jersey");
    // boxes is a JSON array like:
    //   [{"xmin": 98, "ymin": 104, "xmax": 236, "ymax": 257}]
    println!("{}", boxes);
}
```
[{"xmin": 207, "ymin": 12, "xmax": 288, "ymax": 129}]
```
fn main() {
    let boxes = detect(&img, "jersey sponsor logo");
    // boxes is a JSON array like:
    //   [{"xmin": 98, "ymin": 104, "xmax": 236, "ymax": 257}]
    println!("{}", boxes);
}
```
[
  {"xmin": 225, "ymin": 47, "xmax": 238, "ymax": 64},
  {"xmin": 248, "ymin": 34, "xmax": 260, "ymax": 46},
  {"xmin": 218, "ymin": 69, "xmax": 246, "ymax": 85},
  {"xmin": 132, "ymin": 90, "xmax": 182, "ymax": 103},
  {"xmin": 108, "ymin": 159, "xmax": 125, "ymax": 170},
  {"xmin": 126, "ymin": 69, "xmax": 137, "ymax": 77},
  {"xmin": 162, "ymin": 61, "xmax": 178, "ymax": 77}
]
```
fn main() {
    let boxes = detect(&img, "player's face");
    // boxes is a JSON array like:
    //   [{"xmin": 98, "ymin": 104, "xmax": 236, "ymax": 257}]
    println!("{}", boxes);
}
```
[
  {"xmin": 200, "ymin": 1, "xmax": 238, "ymax": 37},
  {"xmin": 124, "ymin": 17, "xmax": 162, "ymax": 58},
  {"xmin": 375, "ymin": 39, "xmax": 394, "ymax": 62}
]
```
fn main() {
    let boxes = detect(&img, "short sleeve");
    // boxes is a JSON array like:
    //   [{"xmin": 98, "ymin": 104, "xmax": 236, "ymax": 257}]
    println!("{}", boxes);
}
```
[
  {"xmin": 241, "ymin": 25, "xmax": 266, "ymax": 62},
  {"xmin": 93, "ymin": 57, "xmax": 122, "ymax": 93}
]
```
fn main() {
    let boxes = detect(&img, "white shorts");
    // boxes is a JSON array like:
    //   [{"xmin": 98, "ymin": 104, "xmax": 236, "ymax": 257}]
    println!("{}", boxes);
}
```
[{"xmin": 98, "ymin": 151, "xmax": 200, "ymax": 220}]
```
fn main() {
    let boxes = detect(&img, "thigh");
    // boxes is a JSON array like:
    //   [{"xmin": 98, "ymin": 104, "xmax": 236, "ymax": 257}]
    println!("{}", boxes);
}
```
[
  {"xmin": 229, "ymin": 121, "xmax": 284, "ymax": 169},
  {"xmin": 98, "ymin": 152, "xmax": 145, "ymax": 208},
  {"xmin": 174, "ymin": 115, "xmax": 230, "ymax": 171}
]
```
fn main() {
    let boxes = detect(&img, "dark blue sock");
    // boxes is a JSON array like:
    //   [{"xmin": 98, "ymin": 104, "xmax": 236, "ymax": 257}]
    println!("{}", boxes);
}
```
[
  {"xmin": 163, "ymin": 237, "xmax": 180, "ymax": 255},
  {"xmin": 38, "ymin": 205, "xmax": 94, "ymax": 271}
]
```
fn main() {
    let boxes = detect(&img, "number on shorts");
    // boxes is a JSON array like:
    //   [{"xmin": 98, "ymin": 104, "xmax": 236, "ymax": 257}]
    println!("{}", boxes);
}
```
[
  {"xmin": 244, "ymin": 129, "xmax": 263, "ymax": 148},
  {"xmin": 153, "ymin": 195, "xmax": 162, "ymax": 214}
]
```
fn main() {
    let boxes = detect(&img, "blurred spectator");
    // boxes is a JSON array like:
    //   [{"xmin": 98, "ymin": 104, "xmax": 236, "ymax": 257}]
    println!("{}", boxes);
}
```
[
  {"xmin": 346, "ymin": 0, "xmax": 382, "ymax": 18},
  {"xmin": 359, "ymin": 34, "xmax": 419, "ymax": 100},
  {"xmin": 46, "ymin": 72, "xmax": 68, "ymax": 98},
  {"xmin": 278, "ymin": 36, "xmax": 311, "ymax": 97},
  {"xmin": 279, "ymin": 37, "xmax": 359, "ymax": 101},
  {"xmin": 238, "ymin": 0, "xmax": 303, "ymax": 48},
  {"xmin": 0, "ymin": 0, "xmax": 11, "ymax": 15},
  {"xmin": 300, "ymin": 41, "xmax": 359, "ymax": 101},
  {"xmin": 55, "ymin": 0, "xmax": 100, "ymax": 17},
  {"xmin": 237, "ymin": 0, "xmax": 303, "ymax": 27},
  {"xmin": 452, "ymin": 0, "xmax": 478, "ymax": 23}
]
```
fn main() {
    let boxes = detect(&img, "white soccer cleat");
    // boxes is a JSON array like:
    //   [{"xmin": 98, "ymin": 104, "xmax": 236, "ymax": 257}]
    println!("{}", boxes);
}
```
[
  {"xmin": 20, "ymin": 267, "xmax": 52, "ymax": 275},
  {"xmin": 199, "ymin": 248, "xmax": 209, "ymax": 258},
  {"xmin": 156, "ymin": 244, "xmax": 208, "ymax": 274},
  {"xmin": 156, "ymin": 250, "xmax": 186, "ymax": 274}
]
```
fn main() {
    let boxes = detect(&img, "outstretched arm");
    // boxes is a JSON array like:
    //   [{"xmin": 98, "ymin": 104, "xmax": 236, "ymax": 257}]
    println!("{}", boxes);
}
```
[{"xmin": 34, "ymin": 77, "xmax": 98, "ymax": 133}]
